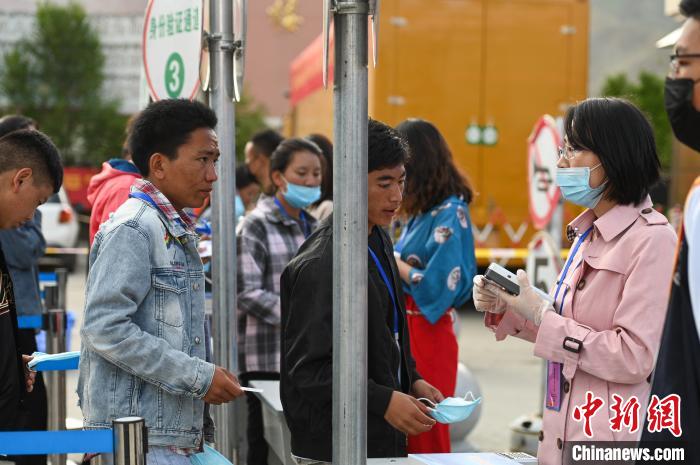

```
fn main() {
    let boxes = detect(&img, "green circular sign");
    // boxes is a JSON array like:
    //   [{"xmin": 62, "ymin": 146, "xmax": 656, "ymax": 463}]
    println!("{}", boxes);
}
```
[{"xmin": 165, "ymin": 52, "xmax": 185, "ymax": 98}]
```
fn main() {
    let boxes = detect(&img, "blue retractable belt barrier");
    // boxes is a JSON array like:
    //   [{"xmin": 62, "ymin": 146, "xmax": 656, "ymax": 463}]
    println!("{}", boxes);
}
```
[
  {"xmin": 39, "ymin": 272, "xmax": 57, "ymax": 283},
  {"xmin": 0, "ymin": 430, "xmax": 113, "ymax": 455},
  {"xmin": 17, "ymin": 315, "xmax": 43, "ymax": 329}
]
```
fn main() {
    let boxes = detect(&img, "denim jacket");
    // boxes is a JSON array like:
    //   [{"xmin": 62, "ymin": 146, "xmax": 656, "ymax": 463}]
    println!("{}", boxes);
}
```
[
  {"xmin": 77, "ymin": 196, "xmax": 215, "ymax": 448},
  {"xmin": 0, "ymin": 211, "xmax": 45, "ymax": 315}
]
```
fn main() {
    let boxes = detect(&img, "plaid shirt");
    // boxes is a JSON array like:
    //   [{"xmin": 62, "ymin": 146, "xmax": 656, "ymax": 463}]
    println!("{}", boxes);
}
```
[
  {"xmin": 130, "ymin": 179, "xmax": 196, "ymax": 232},
  {"xmin": 237, "ymin": 195, "xmax": 317, "ymax": 373}
]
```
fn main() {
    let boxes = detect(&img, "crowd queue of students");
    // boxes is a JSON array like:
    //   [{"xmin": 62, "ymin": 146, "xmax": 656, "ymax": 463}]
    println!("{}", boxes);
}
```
[{"xmin": 4, "ymin": 6, "xmax": 700, "ymax": 460}]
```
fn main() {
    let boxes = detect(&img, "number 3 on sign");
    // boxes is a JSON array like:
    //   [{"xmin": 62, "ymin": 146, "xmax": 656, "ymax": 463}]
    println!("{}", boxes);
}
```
[{"xmin": 165, "ymin": 52, "xmax": 185, "ymax": 98}]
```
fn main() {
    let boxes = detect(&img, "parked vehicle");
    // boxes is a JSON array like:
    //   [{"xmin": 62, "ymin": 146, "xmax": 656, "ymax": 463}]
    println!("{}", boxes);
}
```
[{"xmin": 38, "ymin": 187, "xmax": 80, "ymax": 271}]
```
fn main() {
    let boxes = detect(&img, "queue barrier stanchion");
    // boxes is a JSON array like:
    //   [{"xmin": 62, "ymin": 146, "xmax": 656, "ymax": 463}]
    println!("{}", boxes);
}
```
[
  {"xmin": 17, "ymin": 272, "xmax": 58, "ymax": 329},
  {"xmin": 0, "ymin": 417, "xmax": 148, "ymax": 465},
  {"xmin": 43, "ymin": 283, "xmax": 67, "ymax": 465}
]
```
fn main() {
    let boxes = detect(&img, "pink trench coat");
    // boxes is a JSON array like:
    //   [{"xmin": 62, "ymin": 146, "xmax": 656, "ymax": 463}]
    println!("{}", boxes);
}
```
[{"xmin": 487, "ymin": 197, "xmax": 677, "ymax": 465}]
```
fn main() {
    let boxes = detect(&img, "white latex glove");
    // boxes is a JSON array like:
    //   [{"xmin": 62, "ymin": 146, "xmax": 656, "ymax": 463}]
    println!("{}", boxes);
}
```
[
  {"xmin": 472, "ymin": 275, "xmax": 508, "ymax": 314},
  {"xmin": 490, "ymin": 269, "xmax": 554, "ymax": 326}
]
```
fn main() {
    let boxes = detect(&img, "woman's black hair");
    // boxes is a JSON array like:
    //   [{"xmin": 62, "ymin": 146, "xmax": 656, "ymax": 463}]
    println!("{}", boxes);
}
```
[
  {"xmin": 269, "ymin": 138, "xmax": 322, "ymax": 191},
  {"xmin": 681, "ymin": 0, "xmax": 700, "ymax": 18},
  {"xmin": 396, "ymin": 119, "xmax": 473, "ymax": 215},
  {"xmin": 307, "ymin": 133, "xmax": 333, "ymax": 206},
  {"xmin": 564, "ymin": 97, "xmax": 660, "ymax": 206}
]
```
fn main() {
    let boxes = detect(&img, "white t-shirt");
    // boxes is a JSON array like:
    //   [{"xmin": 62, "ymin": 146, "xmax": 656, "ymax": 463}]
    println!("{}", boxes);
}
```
[{"xmin": 684, "ymin": 183, "xmax": 700, "ymax": 338}]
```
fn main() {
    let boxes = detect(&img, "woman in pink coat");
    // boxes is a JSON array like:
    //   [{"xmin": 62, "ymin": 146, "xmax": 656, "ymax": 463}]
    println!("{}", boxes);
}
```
[{"xmin": 473, "ymin": 98, "xmax": 677, "ymax": 465}]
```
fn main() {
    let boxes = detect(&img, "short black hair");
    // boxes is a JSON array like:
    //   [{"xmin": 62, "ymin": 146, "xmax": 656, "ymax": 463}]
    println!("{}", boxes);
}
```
[
  {"xmin": 0, "ymin": 115, "xmax": 36, "ymax": 138},
  {"xmin": 307, "ymin": 133, "xmax": 333, "ymax": 205},
  {"xmin": 250, "ymin": 129, "xmax": 284, "ymax": 159},
  {"xmin": 564, "ymin": 97, "xmax": 660, "ymax": 206},
  {"xmin": 368, "ymin": 118, "xmax": 409, "ymax": 173},
  {"xmin": 0, "ymin": 129, "xmax": 63, "ymax": 193},
  {"xmin": 680, "ymin": 0, "xmax": 700, "ymax": 18},
  {"xmin": 269, "ymin": 138, "xmax": 322, "ymax": 190},
  {"xmin": 235, "ymin": 165, "xmax": 257, "ymax": 190},
  {"xmin": 128, "ymin": 99, "xmax": 217, "ymax": 176}
]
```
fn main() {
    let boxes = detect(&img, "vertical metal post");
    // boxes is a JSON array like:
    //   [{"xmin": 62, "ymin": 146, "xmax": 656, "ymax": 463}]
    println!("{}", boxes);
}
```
[
  {"xmin": 55, "ymin": 268, "xmax": 68, "ymax": 314},
  {"xmin": 332, "ymin": 1, "xmax": 369, "ymax": 464},
  {"xmin": 44, "ymin": 284, "xmax": 66, "ymax": 465},
  {"xmin": 113, "ymin": 417, "xmax": 147, "ymax": 465},
  {"xmin": 210, "ymin": 0, "xmax": 239, "ymax": 460}
]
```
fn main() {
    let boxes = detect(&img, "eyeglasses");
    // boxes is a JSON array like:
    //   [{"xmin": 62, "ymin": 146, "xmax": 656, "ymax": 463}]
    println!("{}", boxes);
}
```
[
  {"xmin": 557, "ymin": 145, "xmax": 583, "ymax": 160},
  {"xmin": 669, "ymin": 52, "xmax": 700, "ymax": 74}
]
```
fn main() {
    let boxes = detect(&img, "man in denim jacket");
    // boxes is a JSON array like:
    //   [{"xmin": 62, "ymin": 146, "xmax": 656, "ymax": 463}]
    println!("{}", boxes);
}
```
[{"xmin": 78, "ymin": 99, "xmax": 243, "ymax": 463}]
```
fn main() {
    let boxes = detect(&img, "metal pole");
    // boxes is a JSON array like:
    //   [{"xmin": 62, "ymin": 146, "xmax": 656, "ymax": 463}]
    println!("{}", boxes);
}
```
[
  {"xmin": 113, "ymin": 417, "xmax": 147, "ymax": 465},
  {"xmin": 55, "ymin": 268, "xmax": 68, "ymax": 313},
  {"xmin": 209, "ymin": 0, "xmax": 239, "ymax": 460},
  {"xmin": 44, "ymin": 284, "xmax": 66, "ymax": 465},
  {"xmin": 332, "ymin": 2, "xmax": 369, "ymax": 464}
]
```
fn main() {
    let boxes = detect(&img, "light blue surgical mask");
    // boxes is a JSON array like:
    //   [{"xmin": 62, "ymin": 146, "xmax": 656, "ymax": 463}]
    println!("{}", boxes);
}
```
[
  {"xmin": 419, "ymin": 393, "xmax": 482, "ymax": 424},
  {"xmin": 281, "ymin": 176, "xmax": 321, "ymax": 209},
  {"xmin": 235, "ymin": 194, "xmax": 245, "ymax": 218},
  {"xmin": 190, "ymin": 445, "xmax": 234, "ymax": 465},
  {"xmin": 556, "ymin": 164, "xmax": 607, "ymax": 209}
]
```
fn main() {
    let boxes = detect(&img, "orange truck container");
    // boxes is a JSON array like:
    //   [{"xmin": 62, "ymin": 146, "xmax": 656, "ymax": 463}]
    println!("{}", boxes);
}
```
[{"xmin": 287, "ymin": 0, "xmax": 589, "ymax": 258}]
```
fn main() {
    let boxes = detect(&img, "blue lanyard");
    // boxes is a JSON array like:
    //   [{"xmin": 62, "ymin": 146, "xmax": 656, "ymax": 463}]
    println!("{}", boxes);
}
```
[
  {"xmin": 129, "ymin": 191, "xmax": 159, "ymax": 210},
  {"xmin": 553, "ymin": 226, "xmax": 593, "ymax": 314},
  {"xmin": 368, "ymin": 246, "xmax": 402, "ymax": 383},
  {"xmin": 367, "ymin": 247, "xmax": 400, "ymax": 336},
  {"xmin": 274, "ymin": 197, "xmax": 311, "ymax": 238}
]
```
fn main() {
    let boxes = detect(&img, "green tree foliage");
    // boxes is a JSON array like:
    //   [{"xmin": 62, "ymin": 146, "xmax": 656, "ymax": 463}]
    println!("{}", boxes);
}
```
[
  {"xmin": 0, "ymin": 3, "xmax": 127, "ymax": 166},
  {"xmin": 234, "ymin": 92, "xmax": 268, "ymax": 162},
  {"xmin": 601, "ymin": 72, "xmax": 672, "ymax": 173}
]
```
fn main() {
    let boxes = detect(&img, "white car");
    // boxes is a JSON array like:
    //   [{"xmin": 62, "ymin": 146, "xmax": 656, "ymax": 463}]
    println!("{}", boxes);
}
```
[{"xmin": 38, "ymin": 187, "xmax": 80, "ymax": 271}]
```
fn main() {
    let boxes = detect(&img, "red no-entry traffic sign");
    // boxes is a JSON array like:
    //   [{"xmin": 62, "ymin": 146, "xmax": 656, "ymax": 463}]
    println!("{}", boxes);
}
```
[{"xmin": 528, "ymin": 116, "xmax": 561, "ymax": 230}]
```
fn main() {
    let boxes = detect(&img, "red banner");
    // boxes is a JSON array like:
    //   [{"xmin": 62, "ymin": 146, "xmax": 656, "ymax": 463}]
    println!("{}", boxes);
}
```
[{"xmin": 289, "ymin": 29, "xmax": 335, "ymax": 106}]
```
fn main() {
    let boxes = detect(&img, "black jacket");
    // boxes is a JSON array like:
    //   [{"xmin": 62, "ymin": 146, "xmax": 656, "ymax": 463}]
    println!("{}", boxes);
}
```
[
  {"xmin": 280, "ymin": 216, "xmax": 421, "ymax": 462},
  {"xmin": 638, "ymin": 232, "xmax": 700, "ymax": 462},
  {"xmin": 0, "ymin": 244, "xmax": 24, "ymax": 430}
]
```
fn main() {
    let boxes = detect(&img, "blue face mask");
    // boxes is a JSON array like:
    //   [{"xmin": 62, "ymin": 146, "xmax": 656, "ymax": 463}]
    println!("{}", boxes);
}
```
[
  {"xmin": 419, "ymin": 393, "xmax": 482, "ymax": 424},
  {"xmin": 190, "ymin": 445, "xmax": 234, "ymax": 465},
  {"xmin": 235, "ymin": 194, "xmax": 245, "ymax": 218},
  {"xmin": 556, "ymin": 164, "xmax": 607, "ymax": 209},
  {"xmin": 282, "ymin": 176, "xmax": 321, "ymax": 209}
]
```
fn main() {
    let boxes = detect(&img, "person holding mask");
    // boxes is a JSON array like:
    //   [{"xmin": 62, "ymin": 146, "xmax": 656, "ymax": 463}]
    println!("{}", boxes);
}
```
[
  {"xmin": 393, "ymin": 119, "xmax": 477, "ymax": 453},
  {"xmin": 0, "ymin": 115, "xmax": 48, "ymax": 465},
  {"xmin": 237, "ymin": 137, "xmax": 322, "ymax": 465},
  {"xmin": 473, "ymin": 98, "xmax": 676, "ymax": 465},
  {"xmin": 281, "ymin": 119, "xmax": 441, "ymax": 464},
  {"xmin": 641, "ymin": 0, "xmax": 700, "ymax": 453}
]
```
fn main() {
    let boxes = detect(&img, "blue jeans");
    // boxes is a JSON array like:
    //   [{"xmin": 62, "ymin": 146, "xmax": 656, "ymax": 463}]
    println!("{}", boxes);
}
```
[{"xmin": 96, "ymin": 446, "xmax": 193, "ymax": 465}]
